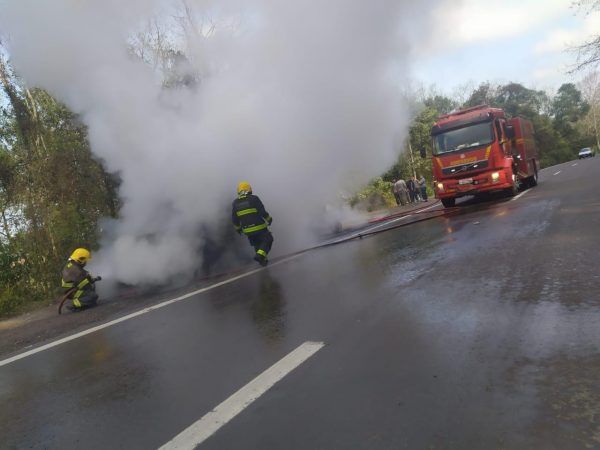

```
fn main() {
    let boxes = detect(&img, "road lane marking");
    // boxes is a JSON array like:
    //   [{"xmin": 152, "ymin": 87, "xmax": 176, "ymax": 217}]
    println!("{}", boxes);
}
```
[
  {"xmin": 511, "ymin": 189, "xmax": 532, "ymax": 201},
  {"xmin": 0, "ymin": 254, "xmax": 303, "ymax": 368},
  {"xmin": 553, "ymin": 170, "xmax": 562, "ymax": 175},
  {"xmin": 158, "ymin": 341, "xmax": 325, "ymax": 450},
  {"xmin": 572, "ymin": 163, "xmax": 578, "ymax": 166}
]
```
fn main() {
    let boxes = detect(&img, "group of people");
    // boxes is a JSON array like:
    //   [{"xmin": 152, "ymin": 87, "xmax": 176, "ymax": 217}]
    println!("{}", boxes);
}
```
[
  {"xmin": 62, "ymin": 181, "xmax": 275, "ymax": 312},
  {"xmin": 392, "ymin": 175, "xmax": 428, "ymax": 206}
]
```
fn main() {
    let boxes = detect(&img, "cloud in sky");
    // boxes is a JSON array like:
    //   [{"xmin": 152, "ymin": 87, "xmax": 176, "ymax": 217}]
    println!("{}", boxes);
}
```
[
  {"xmin": 424, "ymin": 0, "xmax": 569, "ymax": 53},
  {"xmin": 534, "ymin": 10, "xmax": 600, "ymax": 55},
  {"xmin": 414, "ymin": 0, "xmax": 596, "ymax": 92}
]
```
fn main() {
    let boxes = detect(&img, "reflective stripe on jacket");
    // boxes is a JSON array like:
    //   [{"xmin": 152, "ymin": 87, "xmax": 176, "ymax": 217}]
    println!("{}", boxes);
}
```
[
  {"xmin": 61, "ymin": 260, "xmax": 92, "ymax": 298},
  {"xmin": 232, "ymin": 194, "xmax": 271, "ymax": 235}
]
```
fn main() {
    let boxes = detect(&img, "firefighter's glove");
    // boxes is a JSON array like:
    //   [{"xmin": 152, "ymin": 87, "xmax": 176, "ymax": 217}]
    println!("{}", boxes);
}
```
[
  {"xmin": 267, "ymin": 217, "xmax": 273, "ymax": 226},
  {"xmin": 93, "ymin": 276, "xmax": 102, "ymax": 282}
]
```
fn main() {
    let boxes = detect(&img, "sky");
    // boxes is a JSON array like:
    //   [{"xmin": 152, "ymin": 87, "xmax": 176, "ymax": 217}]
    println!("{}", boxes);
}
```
[{"xmin": 413, "ymin": 0, "xmax": 600, "ymax": 96}]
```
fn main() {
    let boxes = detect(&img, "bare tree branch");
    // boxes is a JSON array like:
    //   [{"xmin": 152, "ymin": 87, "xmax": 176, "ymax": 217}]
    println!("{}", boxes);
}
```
[{"xmin": 569, "ymin": 0, "xmax": 600, "ymax": 72}]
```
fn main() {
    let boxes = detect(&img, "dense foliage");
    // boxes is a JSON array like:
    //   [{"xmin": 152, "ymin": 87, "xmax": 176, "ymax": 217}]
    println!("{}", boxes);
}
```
[{"xmin": 0, "ymin": 57, "xmax": 119, "ymax": 315}]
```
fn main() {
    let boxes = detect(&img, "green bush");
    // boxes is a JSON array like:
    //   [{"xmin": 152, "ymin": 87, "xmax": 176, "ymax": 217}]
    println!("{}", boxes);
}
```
[
  {"xmin": 350, "ymin": 177, "xmax": 397, "ymax": 211},
  {"xmin": 0, "ymin": 285, "xmax": 25, "ymax": 316}
]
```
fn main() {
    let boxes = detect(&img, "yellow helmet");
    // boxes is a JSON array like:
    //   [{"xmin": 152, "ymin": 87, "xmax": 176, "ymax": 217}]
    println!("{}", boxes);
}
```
[
  {"xmin": 237, "ymin": 181, "xmax": 252, "ymax": 195},
  {"xmin": 70, "ymin": 248, "xmax": 91, "ymax": 264}
]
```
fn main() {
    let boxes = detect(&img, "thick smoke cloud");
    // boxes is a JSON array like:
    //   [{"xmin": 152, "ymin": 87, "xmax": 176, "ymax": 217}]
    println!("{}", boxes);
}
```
[{"xmin": 0, "ymin": 0, "xmax": 442, "ymax": 285}]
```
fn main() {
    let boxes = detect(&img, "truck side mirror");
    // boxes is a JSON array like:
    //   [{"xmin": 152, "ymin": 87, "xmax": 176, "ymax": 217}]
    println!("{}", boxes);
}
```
[
  {"xmin": 505, "ymin": 124, "xmax": 515, "ymax": 140},
  {"xmin": 419, "ymin": 147, "xmax": 427, "ymax": 159}
]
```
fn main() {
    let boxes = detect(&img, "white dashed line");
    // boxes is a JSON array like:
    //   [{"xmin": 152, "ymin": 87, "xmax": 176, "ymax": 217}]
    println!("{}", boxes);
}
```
[
  {"xmin": 0, "ymin": 254, "xmax": 303, "ymax": 368},
  {"xmin": 158, "ymin": 341, "xmax": 325, "ymax": 450},
  {"xmin": 553, "ymin": 170, "xmax": 562, "ymax": 176},
  {"xmin": 572, "ymin": 163, "xmax": 578, "ymax": 167}
]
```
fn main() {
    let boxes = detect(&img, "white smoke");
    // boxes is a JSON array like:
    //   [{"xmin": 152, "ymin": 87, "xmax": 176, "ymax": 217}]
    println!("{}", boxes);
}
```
[{"xmin": 0, "ymin": 0, "xmax": 443, "ymax": 285}]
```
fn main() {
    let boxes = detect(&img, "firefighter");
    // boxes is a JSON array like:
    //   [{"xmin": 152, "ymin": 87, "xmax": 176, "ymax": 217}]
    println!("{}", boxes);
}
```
[
  {"xmin": 61, "ymin": 248, "xmax": 101, "ymax": 311},
  {"xmin": 232, "ymin": 181, "xmax": 273, "ymax": 266}
]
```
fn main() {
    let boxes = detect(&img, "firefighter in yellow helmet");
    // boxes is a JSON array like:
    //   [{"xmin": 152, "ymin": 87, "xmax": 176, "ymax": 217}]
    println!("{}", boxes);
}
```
[
  {"xmin": 61, "ymin": 248, "xmax": 102, "ymax": 311},
  {"xmin": 232, "ymin": 181, "xmax": 273, "ymax": 266}
]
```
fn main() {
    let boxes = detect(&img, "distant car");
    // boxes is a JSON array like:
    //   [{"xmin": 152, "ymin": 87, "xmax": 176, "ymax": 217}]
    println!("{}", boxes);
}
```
[{"xmin": 578, "ymin": 147, "xmax": 594, "ymax": 159}]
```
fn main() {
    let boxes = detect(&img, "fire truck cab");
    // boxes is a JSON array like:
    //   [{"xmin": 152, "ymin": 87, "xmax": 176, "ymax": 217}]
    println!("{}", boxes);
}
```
[{"xmin": 428, "ymin": 105, "xmax": 539, "ymax": 208}]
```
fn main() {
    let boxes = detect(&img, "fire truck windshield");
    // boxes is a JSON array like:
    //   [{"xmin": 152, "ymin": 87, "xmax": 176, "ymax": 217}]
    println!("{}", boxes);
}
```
[{"xmin": 433, "ymin": 121, "xmax": 494, "ymax": 155}]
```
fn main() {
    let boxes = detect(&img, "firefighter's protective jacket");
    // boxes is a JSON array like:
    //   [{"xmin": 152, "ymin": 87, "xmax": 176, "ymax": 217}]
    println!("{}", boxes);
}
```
[
  {"xmin": 61, "ymin": 260, "xmax": 93, "ymax": 300},
  {"xmin": 232, "ymin": 194, "xmax": 272, "ymax": 235}
]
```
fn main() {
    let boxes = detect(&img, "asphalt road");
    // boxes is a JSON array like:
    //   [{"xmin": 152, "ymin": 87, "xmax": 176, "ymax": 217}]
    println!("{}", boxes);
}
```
[{"xmin": 1, "ymin": 158, "xmax": 599, "ymax": 449}]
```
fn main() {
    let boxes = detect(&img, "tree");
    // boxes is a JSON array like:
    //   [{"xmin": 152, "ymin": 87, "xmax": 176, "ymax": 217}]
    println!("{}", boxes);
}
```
[
  {"xmin": 551, "ymin": 83, "xmax": 591, "ymax": 151},
  {"xmin": 530, "ymin": 114, "xmax": 572, "ymax": 167},
  {"xmin": 424, "ymin": 95, "xmax": 457, "ymax": 115},
  {"xmin": 552, "ymin": 83, "xmax": 589, "ymax": 123},
  {"xmin": 571, "ymin": 1, "xmax": 600, "ymax": 72},
  {"xmin": 464, "ymin": 82, "xmax": 498, "ymax": 108},
  {"xmin": 0, "ymin": 54, "xmax": 120, "ymax": 314},
  {"xmin": 493, "ymin": 83, "xmax": 549, "ymax": 117},
  {"xmin": 382, "ymin": 99, "xmax": 446, "ymax": 189},
  {"xmin": 578, "ymin": 71, "xmax": 600, "ymax": 149}
]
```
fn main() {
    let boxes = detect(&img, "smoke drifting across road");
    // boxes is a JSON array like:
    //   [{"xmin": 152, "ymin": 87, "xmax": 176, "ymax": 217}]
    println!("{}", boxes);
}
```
[{"xmin": 0, "ymin": 0, "xmax": 441, "ymax": 286}]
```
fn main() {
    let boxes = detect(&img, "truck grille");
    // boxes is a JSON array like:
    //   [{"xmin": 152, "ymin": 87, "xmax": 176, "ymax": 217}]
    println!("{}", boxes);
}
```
[{"xmin": 442, "ymin": 160, "xmax": 489, "ymax": 176}]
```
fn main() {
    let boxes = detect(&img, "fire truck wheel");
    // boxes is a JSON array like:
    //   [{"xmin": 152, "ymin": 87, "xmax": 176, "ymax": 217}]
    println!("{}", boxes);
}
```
[{"xmin": 529, "ymin": 166, "xmax": 538, "ymax": 187}]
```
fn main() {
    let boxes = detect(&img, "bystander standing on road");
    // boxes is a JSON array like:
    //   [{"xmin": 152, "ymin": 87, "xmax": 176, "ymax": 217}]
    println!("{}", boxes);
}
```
[
  {"xmin": 391, "ymin": 179, "xmax": 401, "ymax": 206},
  {"xmin": 407, "ymin": 177, "xmax": 417, "ymax": 203},
  {"xmin": 412, "ymin": 176, "xmax": 422, "ymax": 202},
  {"xmin": 394, "ymin": 179, "xmax": 408, "ymax": 205},
  {"xmin": 418, "ymin": 174, "xmax": 428, "ymax": 201}
]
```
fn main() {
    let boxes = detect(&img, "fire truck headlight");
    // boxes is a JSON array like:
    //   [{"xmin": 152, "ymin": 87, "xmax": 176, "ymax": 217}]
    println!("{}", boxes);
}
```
[
  {"xmin": 437, "ymin": 182, "xmax": 444, "ymax": 191},
  {"xmin": 491, "ymin": 172, "xmax": 500, "ymax": 182}
]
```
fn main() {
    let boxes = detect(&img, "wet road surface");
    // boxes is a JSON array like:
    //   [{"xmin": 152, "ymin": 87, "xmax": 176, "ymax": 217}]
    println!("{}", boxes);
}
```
[{"xmin": 1, "ymin": 158, "xmax": 600, "ymax": 449}]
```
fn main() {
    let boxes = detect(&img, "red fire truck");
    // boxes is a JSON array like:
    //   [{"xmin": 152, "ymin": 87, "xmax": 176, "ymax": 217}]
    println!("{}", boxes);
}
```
[{"xmin": 426, "ymin": 105, "xmax": 539, "ymax": 207}]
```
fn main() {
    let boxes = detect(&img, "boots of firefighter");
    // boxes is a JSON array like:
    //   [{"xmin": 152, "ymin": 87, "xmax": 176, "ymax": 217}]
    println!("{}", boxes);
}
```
[
  {"xmin": 254, "ymin": 249, "xmax": 269, "ymax": 266},
  {"xmin": 69, "ymin": 291, "xmax": 99, "ymax": 311}
]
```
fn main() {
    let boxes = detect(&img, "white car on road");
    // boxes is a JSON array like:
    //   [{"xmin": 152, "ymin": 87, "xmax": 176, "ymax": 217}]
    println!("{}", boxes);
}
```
[{"xmin": 578, "ymin": 147, "xmax": 594, "ymax": 159}]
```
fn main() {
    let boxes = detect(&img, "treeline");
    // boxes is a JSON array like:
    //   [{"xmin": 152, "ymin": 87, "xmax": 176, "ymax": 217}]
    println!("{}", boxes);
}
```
[
  {"xmin": 355, "ymin": 79, "xmax": 599, "ymax": 211},
  {"xmin": 0, "ymin": 57, "xmax": 120, "ymax": 315}
]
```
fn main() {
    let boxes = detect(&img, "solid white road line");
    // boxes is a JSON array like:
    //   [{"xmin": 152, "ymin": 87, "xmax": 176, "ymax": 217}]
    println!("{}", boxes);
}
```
[
  {"xmin": 511, "ymin": 188, "xmax": 532, "ymax": 201},
  {"xmin": 0, "ymin": 254, "xmax": 303, "ymax": 368},
  {"xmin": 553, "ymin": 170, "xmax": 562, "ymax": 175},
  {"xmin": 158, "ymin": 341, "xmax": 325, "ymax": 450}
]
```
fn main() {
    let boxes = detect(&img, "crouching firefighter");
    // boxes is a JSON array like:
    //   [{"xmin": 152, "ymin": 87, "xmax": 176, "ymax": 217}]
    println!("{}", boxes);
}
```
[
  {"xmin": 61, "ymin": 248, "xmax": 102, "ymax": 311},
  {"xmin": 232, "ymin": 181, "xmax": 274, "ymax": 267}
]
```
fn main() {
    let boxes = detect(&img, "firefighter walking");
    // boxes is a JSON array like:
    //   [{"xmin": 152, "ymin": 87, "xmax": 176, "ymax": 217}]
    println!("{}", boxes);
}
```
[
  {"xmin": 61, "ymin": 248, "xmax": 101, "ymax": 311},
  {"xmin": 232, "ymin": 181, "xmax": 273, "ymax": 266}
]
